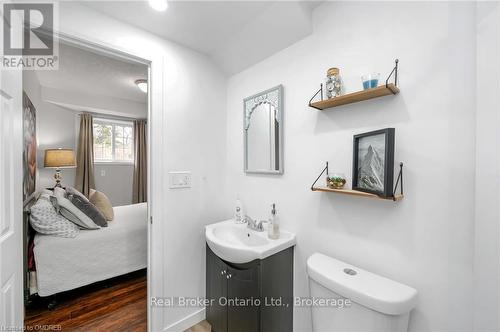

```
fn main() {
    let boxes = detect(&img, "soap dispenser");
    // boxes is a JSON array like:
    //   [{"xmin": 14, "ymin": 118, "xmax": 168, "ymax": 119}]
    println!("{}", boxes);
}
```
[
  {"xmin": 268, "ymin": 203, "xmax": 280, "ymax": 239},
  {"xmin": 235, "ymin": 197, "xmax": 245, "ymax": 224}
]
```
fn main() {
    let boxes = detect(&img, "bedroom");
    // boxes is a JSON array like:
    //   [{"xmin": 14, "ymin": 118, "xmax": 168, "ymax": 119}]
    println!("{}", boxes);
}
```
[{"xmin": 21, "ymin": 40, "xmax": 149, "ymax": 330}]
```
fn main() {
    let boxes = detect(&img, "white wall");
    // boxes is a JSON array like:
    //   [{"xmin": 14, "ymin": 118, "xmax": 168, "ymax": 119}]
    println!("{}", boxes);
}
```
[
  {"xmin": 23, "ymin": 71, "xmax": 144, "ymax": 207},
  {"xmin": 474, "ymin": 2, "xmax": 500, "ymax": 331},
  {"xmin": 225, "ymin": 2, "xmax": 476, "ymax": 332},
  {"xmin": 56, "ymin": 3, "xmax": 228, "ymax": 331},
  {"xmin": 94, "ymin": 163, "xmax": 135, "ymax": 206},
  {"xmin": 23, "ymin": 70, "xmax": 77, "ymax": 191}
]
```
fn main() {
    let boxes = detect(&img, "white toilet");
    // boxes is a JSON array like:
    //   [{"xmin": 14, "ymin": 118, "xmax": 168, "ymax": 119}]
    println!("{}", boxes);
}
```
[{"xmin": 307, "ymin": 253, "xmax": 418, "ymax": 332}]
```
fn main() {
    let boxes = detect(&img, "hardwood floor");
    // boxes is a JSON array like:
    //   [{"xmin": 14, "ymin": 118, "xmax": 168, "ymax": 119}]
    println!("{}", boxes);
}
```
[
  {"xmin": 24, "ymin": 270, "xmax": 213, "ymax": 332},
  {"xmin": 25, "ymin": 270, "xmax": 147, "ymax": 332}
]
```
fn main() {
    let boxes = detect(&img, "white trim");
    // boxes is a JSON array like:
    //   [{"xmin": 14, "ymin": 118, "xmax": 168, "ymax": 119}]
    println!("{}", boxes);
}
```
[
  {"xmin": 94, "ymin": 116, "xmax": 135, "ymax": 126},
  {"xmin": 163, "ymin": 308, "xmax": 206, "ymax": 332},
  {"xmin": 0, "ymin": 65, "xmax": 24, "ymax": 330},
  {"xmin": 94, "ymin": 161, "xmax": 134, "ymax": 166},
  {"xmin": 54, "ymin": 29, "xmax": 152, "ymax": 66},
  {"xmin": 25, "ymin": 28, "xmax": 159, "ymax": 332},
  {"xmin": 62, "ymin": 103, "xmax": 147, "ymax": 120},
  {"xmin": 17, "ymin": 9, "xmax": 166, "ymax": 331}
]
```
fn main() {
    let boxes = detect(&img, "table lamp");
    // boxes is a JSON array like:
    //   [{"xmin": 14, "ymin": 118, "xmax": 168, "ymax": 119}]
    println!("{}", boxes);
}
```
[{"xmin": 44, "ymin": 149, "xmax": 76, "ymax": 187}]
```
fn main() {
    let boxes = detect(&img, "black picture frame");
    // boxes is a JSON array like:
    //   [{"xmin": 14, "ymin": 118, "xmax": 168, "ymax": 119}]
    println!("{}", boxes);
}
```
[{"xmin": 352, "ymin": 128, "xmax": 395, "ymax": 198}]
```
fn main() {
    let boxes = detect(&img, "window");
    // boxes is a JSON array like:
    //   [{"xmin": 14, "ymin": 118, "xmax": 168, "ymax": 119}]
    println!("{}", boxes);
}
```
[{"xmin": 93, "ymin": 118, "xmax": 134, "ymax": 163}]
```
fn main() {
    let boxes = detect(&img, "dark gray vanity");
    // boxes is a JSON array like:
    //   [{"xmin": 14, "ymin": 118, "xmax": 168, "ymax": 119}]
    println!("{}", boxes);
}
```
[{"xmin": 206, "ymin": 245, "xmax": 293, "ymax": 332}]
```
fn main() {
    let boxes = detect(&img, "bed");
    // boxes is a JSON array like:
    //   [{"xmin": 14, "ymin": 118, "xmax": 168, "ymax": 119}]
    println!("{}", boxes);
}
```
[{"xmin": 32, "ymin": 202, "xmax": 147, "ymax": 297}]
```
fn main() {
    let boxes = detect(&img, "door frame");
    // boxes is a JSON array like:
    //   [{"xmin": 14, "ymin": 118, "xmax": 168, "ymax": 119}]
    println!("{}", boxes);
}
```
[
  {"xmin": 18, "ymin": 29, "xmax": 161, "ymax": 331},
  {"xmin": 0, "ymin": 61, "xmax": 24, "ymax": 332}
]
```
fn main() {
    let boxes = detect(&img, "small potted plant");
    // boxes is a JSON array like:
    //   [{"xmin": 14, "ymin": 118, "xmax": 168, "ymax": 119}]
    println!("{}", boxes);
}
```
[{"xmin": 327, "ymin": 173, "xmax": 347, "ymax": 189}]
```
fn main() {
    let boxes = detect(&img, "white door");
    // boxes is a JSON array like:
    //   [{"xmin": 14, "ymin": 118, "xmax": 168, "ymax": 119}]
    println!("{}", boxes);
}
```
[{"xmin": 0, "ymin": 65, "xmax": 24, "ymax": 328}]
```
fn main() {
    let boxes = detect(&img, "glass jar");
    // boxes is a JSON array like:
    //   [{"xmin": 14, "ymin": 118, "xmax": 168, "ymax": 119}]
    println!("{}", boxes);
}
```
[
  {"xmin": 361, "ymin": 73, "xmax": 380, "ymax": 90},
  {"xmin": 325, "ymin": 67, "xmax": 343, "ymax": 98}
]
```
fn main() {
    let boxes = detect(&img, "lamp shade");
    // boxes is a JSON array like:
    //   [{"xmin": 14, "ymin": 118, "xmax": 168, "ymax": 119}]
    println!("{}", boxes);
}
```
[{"xmin": 44, "ymin": 149, "xmax": 76, "ymax": 168}]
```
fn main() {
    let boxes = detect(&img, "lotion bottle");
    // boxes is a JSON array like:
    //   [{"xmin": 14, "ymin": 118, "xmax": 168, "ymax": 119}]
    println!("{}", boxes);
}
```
[{"xmin": 268, "ymin": 203, "xmax": 280, "ymax": 239}]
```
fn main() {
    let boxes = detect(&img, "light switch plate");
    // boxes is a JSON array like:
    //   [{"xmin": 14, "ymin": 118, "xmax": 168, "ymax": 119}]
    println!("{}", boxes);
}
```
[{"xmin": 169, "ymin": 171, "xmax": 191, "ymax": 189}]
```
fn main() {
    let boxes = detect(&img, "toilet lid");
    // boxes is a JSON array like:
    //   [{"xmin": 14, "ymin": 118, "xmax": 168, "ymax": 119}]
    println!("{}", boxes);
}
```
[{"xmin": 307, "ymin": 253, "xmax": 418, "ymax": 315}]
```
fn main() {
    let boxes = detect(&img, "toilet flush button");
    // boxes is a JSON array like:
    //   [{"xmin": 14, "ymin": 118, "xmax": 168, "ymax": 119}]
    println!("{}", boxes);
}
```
[{"xmin": 343, "ymin": 268, "xmax": 357, "ymax": 276}]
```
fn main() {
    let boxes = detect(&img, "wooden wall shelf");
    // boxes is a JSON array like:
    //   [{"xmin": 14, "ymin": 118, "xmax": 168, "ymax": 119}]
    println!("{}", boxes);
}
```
[
  {"xmin": 311, "ymin": 186, "xmax": 404, "ymax": 201},
  {"xmin": 310, "ymin": 84, "xmax": 400, "ymax": 110}
]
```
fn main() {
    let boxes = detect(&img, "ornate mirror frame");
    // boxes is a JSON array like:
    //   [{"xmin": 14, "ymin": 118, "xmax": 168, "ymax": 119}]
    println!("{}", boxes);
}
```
[{"xmin": 243, "ymin": 85, "xmax": 284, "ymax": 175}]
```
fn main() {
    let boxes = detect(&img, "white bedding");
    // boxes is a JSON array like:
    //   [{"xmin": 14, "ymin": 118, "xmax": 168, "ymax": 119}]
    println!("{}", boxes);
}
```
[{"xmin": 34, "ymin": 203, "xmax": 147, "ymax": 297}]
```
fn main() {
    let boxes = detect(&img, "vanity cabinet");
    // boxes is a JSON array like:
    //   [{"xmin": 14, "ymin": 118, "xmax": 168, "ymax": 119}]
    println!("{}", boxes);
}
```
[{"xmin": 206, "ymin": 245, "xmax": 293, "ymax": 332}]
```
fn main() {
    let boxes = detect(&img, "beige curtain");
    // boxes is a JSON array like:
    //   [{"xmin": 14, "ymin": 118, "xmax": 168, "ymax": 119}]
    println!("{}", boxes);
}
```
[
  {"xmin": 133, "ymin": 119, "xmax": 147, "ymax": 203},
  {"xmin": 75, "ymin": 113, "xmax": 95, "ymax": 197}
]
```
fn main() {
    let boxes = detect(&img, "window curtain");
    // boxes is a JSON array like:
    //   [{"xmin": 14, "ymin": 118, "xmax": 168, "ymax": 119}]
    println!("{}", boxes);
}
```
[
  {"xmin": 75, "ymin": 113, "xmax": 95, "ymax": 197},
  {"xmin": 133, "ymin": 119, "xmax": 147, "ymax": 203}
]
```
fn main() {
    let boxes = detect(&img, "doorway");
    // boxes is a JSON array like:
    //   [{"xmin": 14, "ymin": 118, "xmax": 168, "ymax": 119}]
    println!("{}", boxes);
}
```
[{"xmin": 20, "ymin": 35, "xmax": 152, "ymax": 331}]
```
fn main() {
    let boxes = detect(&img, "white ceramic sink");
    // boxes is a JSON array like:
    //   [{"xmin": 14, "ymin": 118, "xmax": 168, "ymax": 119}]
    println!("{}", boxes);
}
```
[{"xmin": 205, "ymin": 220, "xmax": 296, "ymax": 264}]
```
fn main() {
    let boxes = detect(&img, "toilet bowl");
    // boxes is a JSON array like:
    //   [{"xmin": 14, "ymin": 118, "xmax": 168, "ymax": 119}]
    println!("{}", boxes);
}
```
[{"xmin": 307, "ymin": 253, "xmax": 418, "ymax": 332}]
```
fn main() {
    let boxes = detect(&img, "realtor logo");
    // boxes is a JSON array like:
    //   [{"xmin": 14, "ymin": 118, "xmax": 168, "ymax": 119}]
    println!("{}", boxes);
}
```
[
  {"xmin": 2, "ymin": 2, "xmax": 58, "ymax": 69},
  {"xmin": 3, "ymin": 3, "xmax": 53, "ymax": 55}
]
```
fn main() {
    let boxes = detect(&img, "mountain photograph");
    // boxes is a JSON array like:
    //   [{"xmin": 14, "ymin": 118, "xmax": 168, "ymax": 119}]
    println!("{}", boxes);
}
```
[{"xmin": 357, "ymin": 133, "xmax": 386, "ymax": 192}]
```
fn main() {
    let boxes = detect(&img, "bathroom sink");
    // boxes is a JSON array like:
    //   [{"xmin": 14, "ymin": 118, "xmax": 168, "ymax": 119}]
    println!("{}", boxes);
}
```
[{"xmin": 205, "ymin": 220, "xmax": 296, "ymax": 264}]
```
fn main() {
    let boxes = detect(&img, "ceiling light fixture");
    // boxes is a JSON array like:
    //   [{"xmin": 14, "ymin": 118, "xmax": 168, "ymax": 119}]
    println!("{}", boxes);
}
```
[
  {"xmin": 148, "ymin": 0, "xmax": 168, "ymax": 11},
  {"xmin": 135, "ymin": 79, "xmax": 148, "ymax": 93}
]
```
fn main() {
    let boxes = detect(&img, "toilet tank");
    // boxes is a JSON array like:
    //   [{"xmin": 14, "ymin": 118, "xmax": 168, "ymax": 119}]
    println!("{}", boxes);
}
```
[{"xmin": 306, "ymin": 253, "xmax": 418, "ymax": 332}]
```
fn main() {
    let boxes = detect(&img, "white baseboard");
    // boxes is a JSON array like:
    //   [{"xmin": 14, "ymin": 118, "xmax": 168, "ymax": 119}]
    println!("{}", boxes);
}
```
[{"xmin": 163, "ymin": 308, "xmax": 206, "ymax": 332}]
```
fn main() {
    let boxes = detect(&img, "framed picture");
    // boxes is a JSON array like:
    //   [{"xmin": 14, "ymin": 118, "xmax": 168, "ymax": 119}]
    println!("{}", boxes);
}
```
[
  {"xmin": 352, "ymin": 128, "xmax": 395, "ymax": 198},
  {"xmin": 23, "ymin": 92, "xmax": 37, "ymax": 203}
]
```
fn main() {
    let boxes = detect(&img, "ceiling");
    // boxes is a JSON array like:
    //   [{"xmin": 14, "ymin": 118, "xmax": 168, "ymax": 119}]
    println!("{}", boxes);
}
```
[
  {"xmin": 36, "ymin": 42, "xmax": 148, "ymax": 103},
  {"xmin": 83, "ymin": 1, "xmax": 322, "ymax": 75}
]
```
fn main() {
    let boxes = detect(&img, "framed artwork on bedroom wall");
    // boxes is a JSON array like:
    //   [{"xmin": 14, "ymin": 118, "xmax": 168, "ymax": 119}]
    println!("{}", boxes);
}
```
[
  {"xmin": 23, "ymin": 91, "xmax": 37, "ymax": 203},
  {"xmin": 352, "ymin": 128, "xmax": 395, "ymax": 198}
]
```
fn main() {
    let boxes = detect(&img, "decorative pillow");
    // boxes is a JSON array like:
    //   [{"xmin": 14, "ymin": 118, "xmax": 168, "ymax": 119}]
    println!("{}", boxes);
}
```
[
  {"xmin": 53, "ymin": 186, "xmax": 66, "ymax": 199},
  {"xmin": 68, "ymin": 194, "xmax": 107, "ymax": 227},
  {"xmin": 65, "ymin": 186, "xmax": 89, "ymax": 203},
  {"xmin": 29, "ymin": 194, "xmax": 79, "ymax": 238},
  {"xmin": 89, "ymin": 189, "xmax": 114, "ymax": 221},
  {"xmin": 52, "ymin": 194, "xmax": 100, "ymax": 230}
]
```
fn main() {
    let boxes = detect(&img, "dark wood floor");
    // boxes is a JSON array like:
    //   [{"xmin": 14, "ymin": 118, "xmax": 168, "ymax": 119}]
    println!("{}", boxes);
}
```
[{"xmin": 25, "ymin": 270, "xmax": 147, "ymax": 332}]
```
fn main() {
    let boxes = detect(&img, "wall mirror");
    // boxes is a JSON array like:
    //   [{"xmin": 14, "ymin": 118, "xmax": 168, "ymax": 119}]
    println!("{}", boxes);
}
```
[{"xmin": 244, "ymin": 85, "xmax": 283, "ymax": 174}]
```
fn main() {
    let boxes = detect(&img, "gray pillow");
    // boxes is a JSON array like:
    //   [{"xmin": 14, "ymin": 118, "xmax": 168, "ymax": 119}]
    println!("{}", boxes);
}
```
[
  {"xmin": 65, "ymin": 186, "xmax": 89, "ymax": 202},
  {"xmin": 30, "ymin": 194, "xmax": 79, "ymax": 238},
  {"xmin": 68, "ymin": 194, "xmax": 107, "ymax": 227},
  {"xmin": 51, "ymin": 194, "xmax": 100, "ymax": 230}
]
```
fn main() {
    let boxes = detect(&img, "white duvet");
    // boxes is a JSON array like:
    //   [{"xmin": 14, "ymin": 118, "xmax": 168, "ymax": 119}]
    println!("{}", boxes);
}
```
[{"xmin": 34, "ymin": 203, "xmax": 148, "ymax": 297}]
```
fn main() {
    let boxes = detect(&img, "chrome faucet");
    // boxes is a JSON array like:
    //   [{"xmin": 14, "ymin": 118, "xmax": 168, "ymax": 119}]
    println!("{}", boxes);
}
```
[{"xmin": 244, "ymin": 215, "xmax": 267, "ymax": 232}]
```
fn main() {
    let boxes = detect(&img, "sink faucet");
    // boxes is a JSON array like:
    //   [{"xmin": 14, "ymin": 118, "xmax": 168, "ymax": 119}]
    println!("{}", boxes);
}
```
[{"xmin": 244, "ymin": 215, "xmax": 267, "ymax": 232}]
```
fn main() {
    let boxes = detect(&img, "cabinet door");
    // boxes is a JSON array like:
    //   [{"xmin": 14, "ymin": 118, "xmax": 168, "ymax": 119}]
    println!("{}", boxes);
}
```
[
  {"xmin": 227, "ymin": 265, "xmax": 260, "ymax": 332},
  {"xmin": 261, "ymin": 247, "xmax": 294, "ymax": 332},
  {"xmin": 206, "ymin": 247, "xmax": 228, "ymax": 332}
]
